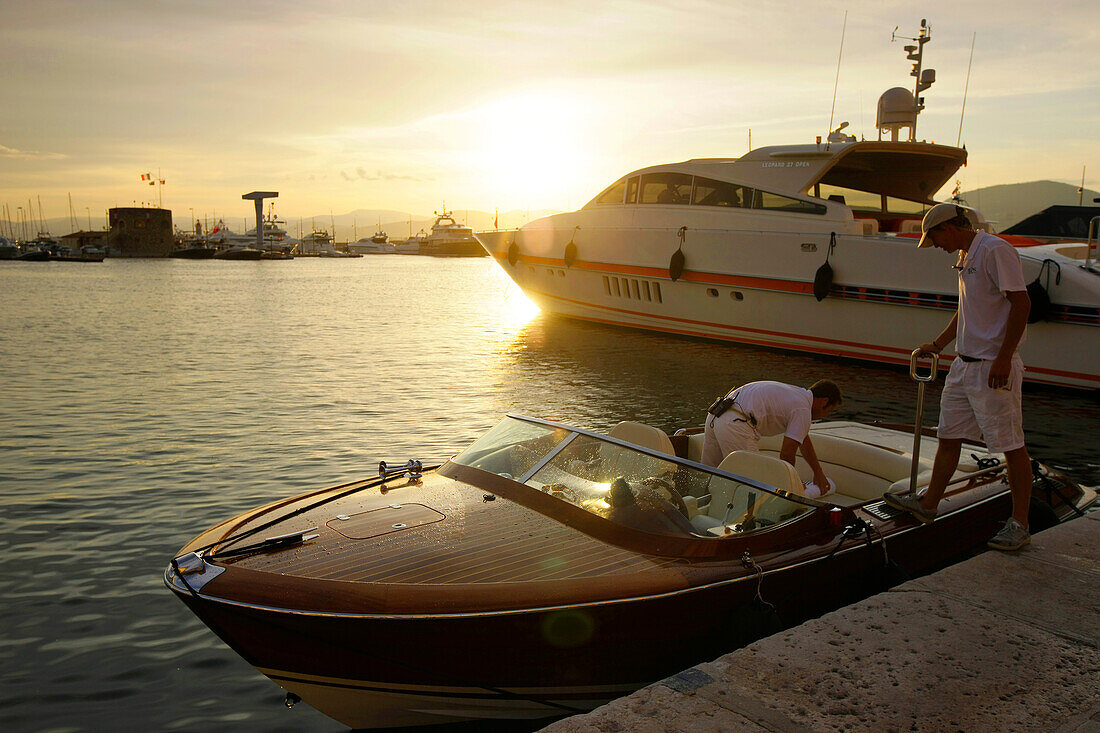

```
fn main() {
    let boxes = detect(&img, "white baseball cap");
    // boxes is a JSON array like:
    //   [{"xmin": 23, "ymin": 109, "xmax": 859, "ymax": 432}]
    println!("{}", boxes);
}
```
[{"xmin": 917, "ymin": 203, "xmax": 979, "ymax": 248}]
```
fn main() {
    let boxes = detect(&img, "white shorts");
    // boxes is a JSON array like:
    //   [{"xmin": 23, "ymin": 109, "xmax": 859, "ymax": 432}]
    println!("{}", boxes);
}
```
[
  {"xmin": 937, "ymin": 355, "xmax": 1025, "ymax": 453},
  {"xmin": 701, "ymin": 413, "xmax": 759, "ymax": 467}
]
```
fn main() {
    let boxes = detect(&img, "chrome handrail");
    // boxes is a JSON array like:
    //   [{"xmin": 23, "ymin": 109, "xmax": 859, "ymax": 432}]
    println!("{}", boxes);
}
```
[{"xmin": 907, "ymin": 349, "xmax": 940, "ymax": 496}]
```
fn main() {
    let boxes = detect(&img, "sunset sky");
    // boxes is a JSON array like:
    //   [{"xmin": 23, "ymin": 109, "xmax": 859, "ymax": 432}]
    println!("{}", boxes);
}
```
[{"xmin": 2, "ymin": 0, "xmax": 1097, "ymax": 228}]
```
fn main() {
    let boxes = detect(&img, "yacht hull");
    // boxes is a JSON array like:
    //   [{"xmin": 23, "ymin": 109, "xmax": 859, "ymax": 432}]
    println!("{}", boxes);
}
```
[
  {"xmin": 170, "ymin": 246, "xmax": 217, "ymax": 259},
  {"xmin": 213, "ymin": 247, "xmax": 264, "ymax": 260},
  {"xmin": 475, "ymin": 226, "xmax": 1100, "ymax": 390},
  {"xmin": 419, "ymin": 239, "xmax": 486, "ymax": 257}
]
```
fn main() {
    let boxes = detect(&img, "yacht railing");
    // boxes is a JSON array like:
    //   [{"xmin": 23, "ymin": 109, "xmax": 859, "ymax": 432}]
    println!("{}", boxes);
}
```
[{"xmin": 1085, "ymin": 216, "xmax": 1100, "ymax": 273}]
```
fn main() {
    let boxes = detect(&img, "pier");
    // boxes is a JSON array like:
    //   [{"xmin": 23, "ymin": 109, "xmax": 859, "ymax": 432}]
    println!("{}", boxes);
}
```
[{"xmin": 542, "ymin": 510, "xmax": 1099, "ymax": 732}]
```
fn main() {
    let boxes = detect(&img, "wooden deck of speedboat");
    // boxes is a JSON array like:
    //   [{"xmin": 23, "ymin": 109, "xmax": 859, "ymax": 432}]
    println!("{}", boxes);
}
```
[{"xmin": 166, "ymin": 417, "xmax": 1094, "ymax": 729}]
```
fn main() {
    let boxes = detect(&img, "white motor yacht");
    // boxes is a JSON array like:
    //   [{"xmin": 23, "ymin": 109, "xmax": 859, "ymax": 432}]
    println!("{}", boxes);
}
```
[
  {"xmin": 245, "ymin": 210, "xmax": 299, "ymax": 256},
  {"xmin": 421, "ymin": 207, "xmax": 484, "ymax": 257},
  {"xmin": 395, "ymin": 230, "xmax": 428, "ymax": 255},
  {"xmin": 474, "ymin": 22, "xmax": 1099, "ymax": 391},
  {"xmin": 352, "ymin": 227, "xmax": 396, "ymax": 254}
]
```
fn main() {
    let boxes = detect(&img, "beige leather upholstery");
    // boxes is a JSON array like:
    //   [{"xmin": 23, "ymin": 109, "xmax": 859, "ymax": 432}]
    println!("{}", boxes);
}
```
[
  {"xmin": 607, "ymin": 421, "xmax": 675, "ymax": 455},
  {"xmin": 756, "ymin": 432, "xmax": 929, "ymax": 501},
  {"xmin": 716, "ymin": 450, "xmax": 805, "ymax": 496}
]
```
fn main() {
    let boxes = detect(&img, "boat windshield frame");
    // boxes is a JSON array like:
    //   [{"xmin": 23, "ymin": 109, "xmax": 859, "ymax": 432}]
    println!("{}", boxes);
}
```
[{"xmin": 448, "ymin": 414, "xmax": 820, "ymax": 543}]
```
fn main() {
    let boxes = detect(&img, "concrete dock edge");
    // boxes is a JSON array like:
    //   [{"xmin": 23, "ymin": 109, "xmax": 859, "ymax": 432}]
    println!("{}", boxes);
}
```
[{"xmin": 541, "ymin": 511, "xmax": 1100, "ymax": 733}]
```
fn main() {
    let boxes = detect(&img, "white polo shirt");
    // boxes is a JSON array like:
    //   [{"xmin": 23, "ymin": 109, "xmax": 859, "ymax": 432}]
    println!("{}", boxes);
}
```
[
  {"xmin": 956, "ymin": 231, "xmax": 1027, "ymax": 360},
  {"xmin": 728, "ymin": 381, "xmax": 814, "ymax": 443}
]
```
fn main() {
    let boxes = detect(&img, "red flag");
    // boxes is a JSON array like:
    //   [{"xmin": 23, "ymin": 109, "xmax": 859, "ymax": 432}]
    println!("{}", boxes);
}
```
[
  {"xmin": 140, "ymin": 173, "xmax": 152, "ymax": 181},
  {"xmin": 494, "ymin": 209, "xmax": 498, "ymax": 228}
]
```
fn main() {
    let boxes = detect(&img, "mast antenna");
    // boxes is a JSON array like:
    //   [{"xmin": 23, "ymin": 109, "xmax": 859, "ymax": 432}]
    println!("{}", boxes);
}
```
[
  {"xmin": 826, "ymin": 11, "xmax": 848, "ymax": 150},
  {"xmin": 957, "ymin": 33, "xmax": 976, "ymax": 147}
]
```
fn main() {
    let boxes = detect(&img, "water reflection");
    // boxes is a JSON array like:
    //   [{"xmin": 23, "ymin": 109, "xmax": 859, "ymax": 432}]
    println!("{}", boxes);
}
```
[{"xmin": 0, "ymin": 257, "xmax": 1095, "ymax": 733}]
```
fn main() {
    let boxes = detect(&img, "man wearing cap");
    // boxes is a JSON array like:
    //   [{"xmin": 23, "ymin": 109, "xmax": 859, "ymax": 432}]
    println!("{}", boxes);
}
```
[{"xmin": 884, "ymin": 204, "xmax": 1032, "ymax": 551}]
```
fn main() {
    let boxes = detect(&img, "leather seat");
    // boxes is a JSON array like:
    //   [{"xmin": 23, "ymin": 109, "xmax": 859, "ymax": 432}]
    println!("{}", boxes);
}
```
[
  {"xmin": 716, "ymin": 450, "xmax": 805, "ymax": 496},
  {"xmin": 607, "ymin": 421, "xmax": 674, "ymax": 455}
]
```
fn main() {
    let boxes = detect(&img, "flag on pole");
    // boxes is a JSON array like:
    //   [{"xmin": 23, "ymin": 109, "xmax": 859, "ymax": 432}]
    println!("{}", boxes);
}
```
[{"xmin": 140, "ymin": 173, "xmax": 152, "ymax": 181}]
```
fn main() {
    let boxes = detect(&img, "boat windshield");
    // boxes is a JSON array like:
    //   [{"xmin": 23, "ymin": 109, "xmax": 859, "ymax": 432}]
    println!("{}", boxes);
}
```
[{"xmin": 452, "ymin": 417, "xmax": 815, "ymax": 538}]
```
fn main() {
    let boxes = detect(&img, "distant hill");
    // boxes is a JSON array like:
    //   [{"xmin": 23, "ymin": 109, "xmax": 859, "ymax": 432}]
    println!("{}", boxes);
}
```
[{"xmin": 960, "ymin": 180, "xmax": 1100, "ymax": 231}]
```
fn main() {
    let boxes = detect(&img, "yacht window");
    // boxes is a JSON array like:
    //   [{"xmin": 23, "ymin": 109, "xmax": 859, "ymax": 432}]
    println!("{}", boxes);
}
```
[
  {"xmin": 640, "ymin": 172, "xmax": 692, "ymax": 205},
  {"xmin": 691, "ymin": 177, "xmax": 750, "ymax": 208},
  {"xmin": 595, "ymin": 178, "xmax": 628, "ymax": 205},
  {"xmin": 816, "ymin": 184, "xmax": 881, "ymax": 212},
  {"xmin": 626, "ymin": 177, "xmax": 640, "ymax": 204},
  {"xmin": 886, "ymin": 197, "xmax": 929, "ymax": 215},
  {"xmin": 754, "ymin": 190, "xmax": 827, "ymax": 215}
]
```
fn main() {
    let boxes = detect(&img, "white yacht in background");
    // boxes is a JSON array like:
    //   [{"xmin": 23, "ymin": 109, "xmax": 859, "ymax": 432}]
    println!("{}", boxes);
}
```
[
  {"xmin": 245, "ymin": 209, "xmax": 298, "ymax": 256},
  {"xmin": 420, "ymin": 207, "xmax": 484, "ymax": 257},
  {"xmin": 298, "ymin": 229, "xmax": 345, "ymax": 256},
  {"xmin": 395, "ymin": 229, "xmax": 428, "ymax": 254},
  {"xmin": 352, "ymin": 225, "xmax": 395, "ymax": 254},
  {"xmin": 352, "ymin": 237, "xmax": 396, "ymax": 254},
  {"xmin": 475, "ymin": 21, "xmax": 1099, "ymax": 390}
]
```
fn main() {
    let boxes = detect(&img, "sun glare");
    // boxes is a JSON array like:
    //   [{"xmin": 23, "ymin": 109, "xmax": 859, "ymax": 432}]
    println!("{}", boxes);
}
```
[{"xmin": 475, "ymin": 91, "xmax": 589, "ymax": 209}]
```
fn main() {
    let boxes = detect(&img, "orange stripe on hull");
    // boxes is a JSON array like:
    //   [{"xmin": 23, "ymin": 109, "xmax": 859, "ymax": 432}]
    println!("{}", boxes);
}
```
[{"xmin": 520, "ymin": 286, "xmax": 1099, "ymax": 387}]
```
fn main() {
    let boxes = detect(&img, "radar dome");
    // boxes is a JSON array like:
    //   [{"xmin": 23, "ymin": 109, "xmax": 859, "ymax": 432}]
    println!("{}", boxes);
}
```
[{"xmin": 877, "ymin": 87, "xmax": 917, "ymax": 140}]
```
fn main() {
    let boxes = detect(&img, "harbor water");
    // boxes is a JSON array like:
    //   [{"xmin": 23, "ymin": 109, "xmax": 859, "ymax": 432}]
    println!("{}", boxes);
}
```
[{"xmin": 1, "ymin": 257, "xmax": 1097, "ymax": 732}]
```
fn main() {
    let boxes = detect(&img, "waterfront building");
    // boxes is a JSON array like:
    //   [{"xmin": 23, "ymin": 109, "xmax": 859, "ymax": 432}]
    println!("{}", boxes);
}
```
[{"xmin": 107, "ymin": 208, "xmax": 173, "ymax": 257}]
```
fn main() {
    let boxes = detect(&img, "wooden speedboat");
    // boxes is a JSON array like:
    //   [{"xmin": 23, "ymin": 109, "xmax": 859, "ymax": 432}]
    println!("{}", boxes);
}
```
[{"xmin": 165, "ymin": 415, "xmax": 1095, "ymax": 729}]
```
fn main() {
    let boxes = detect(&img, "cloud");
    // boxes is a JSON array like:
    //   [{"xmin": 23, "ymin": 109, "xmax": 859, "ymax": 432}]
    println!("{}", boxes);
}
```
[
  {"xmin": 0, "ymin": 143, "xmax": 66, "ymax": 159},
  {"xmin": 340, "ymin": 167, "xmax": 431, "ymax": 182}
]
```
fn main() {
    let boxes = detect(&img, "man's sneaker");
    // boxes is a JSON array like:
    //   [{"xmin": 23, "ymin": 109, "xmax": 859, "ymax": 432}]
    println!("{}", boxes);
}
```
[
  {"xmin": 988, "ymin": 518, "xmax": 1030, "ymax": 551},
  {"xmin": 882, "ymin": 492, "xmax": 937, "ymax": 524}
]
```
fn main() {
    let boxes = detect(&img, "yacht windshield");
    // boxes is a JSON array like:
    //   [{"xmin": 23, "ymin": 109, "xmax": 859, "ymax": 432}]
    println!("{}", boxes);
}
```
[{"xmin": 452, "ymin": 417, "xmax": 815, "ymax": 538}]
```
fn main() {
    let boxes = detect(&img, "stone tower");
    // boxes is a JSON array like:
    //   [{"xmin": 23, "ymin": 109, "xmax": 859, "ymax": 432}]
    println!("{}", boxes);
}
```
[{"xmin": 107, "ymin": 207, "xmax": 173, "ymax": 257}]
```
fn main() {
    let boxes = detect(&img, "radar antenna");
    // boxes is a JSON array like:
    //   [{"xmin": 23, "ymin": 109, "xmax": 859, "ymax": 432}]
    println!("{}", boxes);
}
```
[{"xmin": 891, "ymin": 19, "xmax": 935, "ymax": 141}]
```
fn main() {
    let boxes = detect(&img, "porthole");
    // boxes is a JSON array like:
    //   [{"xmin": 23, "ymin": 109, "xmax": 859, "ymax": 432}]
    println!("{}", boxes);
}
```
[
  {"xmin": 730, "ymin": 291, "xmax": 744, "ymax": 301},
  {"xmin": 706, "ymin": 288, "xmax": 719, "ymax": 298}
]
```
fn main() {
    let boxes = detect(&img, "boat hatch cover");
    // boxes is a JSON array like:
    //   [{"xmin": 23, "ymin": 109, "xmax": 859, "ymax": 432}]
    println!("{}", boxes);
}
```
[{"xmin": 326, "ymin": 503, "xmax": 445, "ymax": 540}]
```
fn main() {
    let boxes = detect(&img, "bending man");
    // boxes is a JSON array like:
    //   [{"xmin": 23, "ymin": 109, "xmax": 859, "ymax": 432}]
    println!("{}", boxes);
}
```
[
  {"xmin": 701, "ymin": 380, "xmax": 842, "ymax": 495},
  {"xmin": 884, "ymin": 204, "xmax": 1032, "ymax": 551}
]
